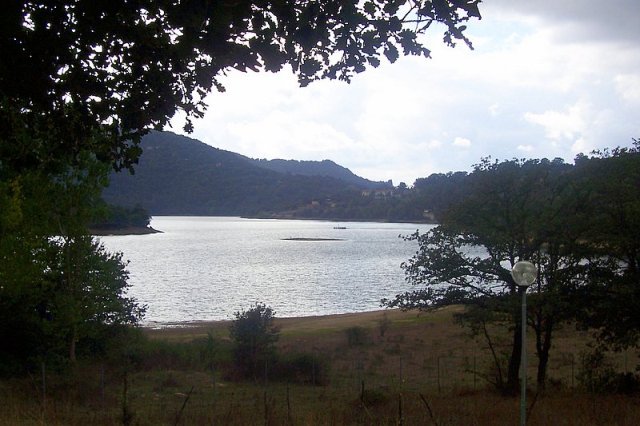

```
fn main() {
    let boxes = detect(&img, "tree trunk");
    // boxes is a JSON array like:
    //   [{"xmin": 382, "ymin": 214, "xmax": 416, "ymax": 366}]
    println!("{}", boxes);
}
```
[
  {"xmin": 69, "ymin": 325, "xmax": 77, "ymax": 363},
  {"xmin": 536, "ymin": 317, "xmax": 554, "ymax": 391}
]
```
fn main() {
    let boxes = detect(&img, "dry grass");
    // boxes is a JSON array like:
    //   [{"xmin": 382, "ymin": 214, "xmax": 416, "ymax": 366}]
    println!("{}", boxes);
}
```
[{"xmin": 2, "ymin": 306, "xmax": 639, "ymax": 425}]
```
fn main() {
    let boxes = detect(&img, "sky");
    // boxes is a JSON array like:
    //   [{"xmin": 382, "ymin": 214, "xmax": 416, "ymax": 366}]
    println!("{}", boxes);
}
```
[{"xmin": 168, "ymin": 0, "xmax": 640, "ymax": 186}]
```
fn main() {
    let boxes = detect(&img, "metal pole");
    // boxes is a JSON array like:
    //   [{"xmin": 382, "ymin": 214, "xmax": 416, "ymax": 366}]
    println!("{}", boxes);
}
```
[
  {"xmin": 520, "ymin": 288, "xmax": 527, "ymax": 426},
  {"xmin": 511, "ymin": 260, "xmax": 536, "ymax": 426}
]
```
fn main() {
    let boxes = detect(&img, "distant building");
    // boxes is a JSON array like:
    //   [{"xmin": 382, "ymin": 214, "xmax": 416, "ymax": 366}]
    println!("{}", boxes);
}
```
[{"xmin": 361, "ymin": 188, "xmax": 395, "ymax": 198}]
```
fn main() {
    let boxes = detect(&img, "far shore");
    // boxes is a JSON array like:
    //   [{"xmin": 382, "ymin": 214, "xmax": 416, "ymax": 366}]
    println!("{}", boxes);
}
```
[
  {"xmin": 243, "ymin": 214, "xmax": 436, "ymax": 225},
  {"xmin": 92, "ymin": 215, "xmax": 434, "ymax": 236},
  {"xmin": 90, "ymin": 226, "xmax": 162, "ymax": 236}
]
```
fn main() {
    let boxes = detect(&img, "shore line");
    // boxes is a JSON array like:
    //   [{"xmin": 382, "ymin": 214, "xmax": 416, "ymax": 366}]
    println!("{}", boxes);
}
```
[
  {"xmin": 140, "ymin": 308, "xmax": 454, "ymax": 340},
  {"xmin": 91, "ymin": 226, "xmax": 162, "ymax": 236}
]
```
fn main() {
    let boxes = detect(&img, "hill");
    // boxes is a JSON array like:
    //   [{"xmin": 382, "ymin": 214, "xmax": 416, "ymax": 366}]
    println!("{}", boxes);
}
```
[
  {"xmin": 250, "ymin": 158, "xmax": 391, "ymax": 189},
  {"xmin": 102, "ymin": 131, "xmax": 375, "ymax": 216}
]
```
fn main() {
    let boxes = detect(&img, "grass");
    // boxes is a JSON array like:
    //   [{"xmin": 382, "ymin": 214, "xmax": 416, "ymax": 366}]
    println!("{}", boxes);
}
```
[{"xmin": 2, "ymin": 306, "xmax": 639, "ymax": 425}]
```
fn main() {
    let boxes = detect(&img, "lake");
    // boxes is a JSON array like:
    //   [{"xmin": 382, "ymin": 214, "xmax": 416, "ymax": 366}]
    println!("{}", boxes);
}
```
[{"xmin": 99, "ymin": 216, "xmax": 433, "ymax": 325}]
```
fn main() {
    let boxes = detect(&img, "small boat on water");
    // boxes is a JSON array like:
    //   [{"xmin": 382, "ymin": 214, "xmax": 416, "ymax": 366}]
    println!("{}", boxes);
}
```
[{"xmin": 333, "ymin": 225, "xmax": 347, "ymax": 229}]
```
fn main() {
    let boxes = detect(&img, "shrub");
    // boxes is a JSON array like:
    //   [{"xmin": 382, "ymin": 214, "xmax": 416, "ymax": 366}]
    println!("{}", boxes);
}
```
[
  {"xmin": 229, "ymin": 303, "xmax": 280, "ymax": 380},
  {"xmin": 272, "ymin": 352, "xmax": 331, "ymax": 385},
  {"xmin": 576, "ymin": 347, "xmax": 640, "ymax": 394}
]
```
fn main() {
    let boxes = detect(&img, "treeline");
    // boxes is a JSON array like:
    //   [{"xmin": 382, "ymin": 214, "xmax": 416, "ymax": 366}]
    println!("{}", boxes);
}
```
[
  {"xmin": 90, "ymin": 203, "xmax": 151, "ymax": 231},
  {"xmin": 101, "ymin": 132, "xmax": 640, "ymax": 230},
  {"xmin": 384, "ymin": 141, "xmax": 640, "ymax": 394}
]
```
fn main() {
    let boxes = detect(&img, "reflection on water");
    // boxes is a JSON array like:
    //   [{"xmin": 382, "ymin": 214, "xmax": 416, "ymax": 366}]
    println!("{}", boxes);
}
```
[{"xmin": 99, "ymin": 216, "xmax": 431, "ymax": 324}]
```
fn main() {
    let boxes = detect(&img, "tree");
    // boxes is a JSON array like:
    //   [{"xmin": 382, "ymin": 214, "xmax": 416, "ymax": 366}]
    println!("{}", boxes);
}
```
[
  {"xmin": 384, "ymin": 158, "xmax": 594, "ymax": 392},
  {"xmin": 0, "ymin": 154, "xmax": 145, "ymax": 368},
  {"xmin": 1, "ymin": 0, "xmax": 480, "ymax": 174},
  {"xmin": 229, "ymin": 303, "xmax": 280, "ymax": 380},
  {"xmin": 412, "ymin": 171, "xmax": 469, "ymax": 221},
  {"xmin": 44, "ymin": 236, "xmax": 146, "ymax": 362},
  {"xmin": 572, "ymin": 141, "xmax": 640, "ymax": 349}
]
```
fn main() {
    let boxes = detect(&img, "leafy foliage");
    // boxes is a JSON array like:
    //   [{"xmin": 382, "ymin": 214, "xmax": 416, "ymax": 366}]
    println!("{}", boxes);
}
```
[
  {"xmin": 577, "ymin": 347, "xmax": 640, "ymax": 394},
  {"xmin": 229, "ymin": 303, "xmax": 280, "ymax": 380},
  {"xmin": 383, "ymin": 155, "xmax": 635, "ymax": 392},
  {"xmin": 91, "ymin": 204, "xmax": 151, "ymax": 230},
  {"xmin": 571, "ymin": 141, "xmax": 640, "ymax": 348},
  {"xmin": 1, "ymin": 0, "xmax": 480, "ymax": 174},
  {"xmin": 0, "ymin": 153, "xmax": 145, "ymax": 372}
]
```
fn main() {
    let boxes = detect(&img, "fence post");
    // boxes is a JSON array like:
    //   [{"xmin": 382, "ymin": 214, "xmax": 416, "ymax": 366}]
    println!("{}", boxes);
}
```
[
  {"xmin": 437, "ymin": 357, "xmax": 442, "ymax": 394},
  {"xmin": 473, "ymin": 355, "xmax": 477, "ymax": 390},
  {"xmin": 287, "ymin": 383, "xmax": 292, "ymax": 425},
  {"xmin": 41, "ymin": 361, "xmax": 46, "ymax": 423},
  {"xmin": 264, "ymin": 359, "xmax": 269, "ymax": 426},
  {"xmin": 100, "ymin": 363, "xmax": 105, "ymax": 406}
]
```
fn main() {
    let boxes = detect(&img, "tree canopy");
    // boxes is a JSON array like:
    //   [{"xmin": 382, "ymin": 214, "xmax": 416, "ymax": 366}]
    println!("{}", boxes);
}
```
[
  {"xmin": 384, "ymin": 148, "xmax": 640, "ymax": 392},
  {"xmin": 0, "ymin": 157, "xmax": 144, "ymax": 370},
  {"xmin": 1, "ymin": 0, "xmax": 480, "ymax": 174}
]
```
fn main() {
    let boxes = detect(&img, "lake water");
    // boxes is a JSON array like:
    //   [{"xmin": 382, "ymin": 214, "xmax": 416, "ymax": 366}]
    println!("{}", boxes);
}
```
[{"xmin": 99, "ymin": 217, "xmax": 432, "ymax": 325}]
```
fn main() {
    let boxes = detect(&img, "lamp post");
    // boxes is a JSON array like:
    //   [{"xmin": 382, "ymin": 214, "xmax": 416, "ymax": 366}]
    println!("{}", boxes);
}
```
[{"xmin": 511, "ymin": 261, "xmax": 537, "ymax": 426}]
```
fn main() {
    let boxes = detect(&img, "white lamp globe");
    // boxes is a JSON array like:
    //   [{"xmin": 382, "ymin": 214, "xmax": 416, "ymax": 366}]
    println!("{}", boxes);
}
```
[{"xmin": 511, "ymin": 261, "xmax": 537, "ymax": 287}]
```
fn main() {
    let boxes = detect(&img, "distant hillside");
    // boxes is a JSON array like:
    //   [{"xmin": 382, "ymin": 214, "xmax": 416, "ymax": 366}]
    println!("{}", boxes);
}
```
[
  {"xmin": 102, "ymin": 131, "xmax": 370, "ymax": 216},
  {"xmin": 250, "ymin": 158, "xmax": 391, "ymax": 189}
]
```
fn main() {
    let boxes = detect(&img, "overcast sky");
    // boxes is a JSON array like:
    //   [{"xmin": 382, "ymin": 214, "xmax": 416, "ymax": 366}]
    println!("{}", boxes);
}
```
[{"xmin": 168, "ymin": 0, "xmax": 640, "ymax": 186}]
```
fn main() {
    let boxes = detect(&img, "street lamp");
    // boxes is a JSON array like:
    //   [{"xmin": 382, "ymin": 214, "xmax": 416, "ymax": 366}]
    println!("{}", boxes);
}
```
[{"xmin": 511, "ymin": 261, "xmax": 537, "ymax": 426}]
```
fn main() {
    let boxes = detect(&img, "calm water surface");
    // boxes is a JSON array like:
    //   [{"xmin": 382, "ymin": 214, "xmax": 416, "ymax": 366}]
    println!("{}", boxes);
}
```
[{"xmin": 99, "ymin": 217, "xmax": 432, "ymax": 325}]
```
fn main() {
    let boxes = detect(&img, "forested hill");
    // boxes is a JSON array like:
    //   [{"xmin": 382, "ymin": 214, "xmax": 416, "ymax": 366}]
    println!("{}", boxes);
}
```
[
  {"xmin": 250, "ymin": 158, "xmax": 391, "ymax": 189},
  {"xmin": 102, "ymin": 131, "xmax": 386, "ymax": 216}
]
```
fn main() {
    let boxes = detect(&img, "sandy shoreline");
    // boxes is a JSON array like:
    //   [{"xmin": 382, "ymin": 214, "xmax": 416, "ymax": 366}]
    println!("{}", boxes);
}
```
[{"xmin": 142, "ymin": 308, "xmax": 431, "ymax": 340}]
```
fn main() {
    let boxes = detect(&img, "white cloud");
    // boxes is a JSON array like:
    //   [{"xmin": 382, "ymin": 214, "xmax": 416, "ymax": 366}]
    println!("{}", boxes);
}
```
[
  {"xmin": 425, "ymin": 139, "xmax": 443, "ymax": 149},
  {"xmin": 453, "ymin": 137, "xmax": 472, "ymax": 148},
  {"xmin": 524, "ymin": 101, "xmax": 590, "ymax": 141},
  {"xmin": 615, "ymin": 74, "xmax": 640, "ymax": 103},
  {"xmin": 165, "ymin": 1, "xmax": 640, "ymax": 184},
  {"xmin": 571, "ymin": 137, "xmax": 593, "ymax": 154}
]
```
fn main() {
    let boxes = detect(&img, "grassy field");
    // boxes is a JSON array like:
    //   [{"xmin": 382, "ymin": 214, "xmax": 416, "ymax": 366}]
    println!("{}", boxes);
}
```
[{"xmin": 2, "ymin": 306, "xmax": 639, "ymax": 425}]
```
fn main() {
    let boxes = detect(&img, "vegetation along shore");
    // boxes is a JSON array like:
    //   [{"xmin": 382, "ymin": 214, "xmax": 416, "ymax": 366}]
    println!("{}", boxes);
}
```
[{"xmin": 3, "ymin": 307, "xmax": 639, "ymax": 425}]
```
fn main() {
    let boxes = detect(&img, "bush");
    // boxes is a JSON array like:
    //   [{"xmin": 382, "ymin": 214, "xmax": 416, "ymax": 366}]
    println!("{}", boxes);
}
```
[
  {"xmin": 107, "ymin": 330, "xmax": 231, "ymax": 372},
  {"xmin": 577, "ymin": 348, "xmax": 640, "ymax": 394},
  {"xmin": 229, "ymin": 303, "xmax": 280, "ymax": 380},
  {"xmin": 272, "ymin": 352, "xmax": 331, "ymax": 385}
]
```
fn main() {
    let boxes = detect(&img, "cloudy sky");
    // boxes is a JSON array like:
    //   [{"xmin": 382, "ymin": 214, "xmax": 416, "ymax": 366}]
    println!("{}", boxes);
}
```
[{"xmin": 169, "ymin": 0, "xmax": 640, "ymax": 186}]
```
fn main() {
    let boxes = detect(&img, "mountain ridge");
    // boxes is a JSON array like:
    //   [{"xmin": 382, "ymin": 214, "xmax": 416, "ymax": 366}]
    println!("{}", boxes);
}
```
[
  {"xmin": 102, "ymin": 131, "xmax": 390, "ymax": 216},
  {"xmin": 249, "ymin": 158, "xmax": 391, "ymax": 189}
]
